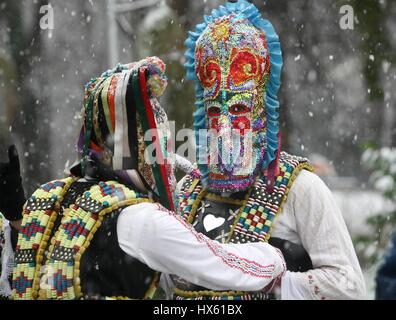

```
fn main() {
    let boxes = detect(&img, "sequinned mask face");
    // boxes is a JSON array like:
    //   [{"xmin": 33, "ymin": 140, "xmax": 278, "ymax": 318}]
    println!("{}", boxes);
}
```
[{"xmin": 195, "ymin": 15, "xmax": 270, "ymax": 192}]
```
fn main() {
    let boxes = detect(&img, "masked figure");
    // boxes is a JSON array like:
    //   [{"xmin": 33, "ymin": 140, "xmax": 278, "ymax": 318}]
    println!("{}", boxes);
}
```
[
  {"xmin": 169, "ymin": 0, "xmax": 366, "ymax": 300},
  {"xmin": 10, "ymin": 58, "xmax": 171, "ymax": 300},
  {"xmin": 2, "ymin": 57, "xmax": 288, "ymax": 300}
]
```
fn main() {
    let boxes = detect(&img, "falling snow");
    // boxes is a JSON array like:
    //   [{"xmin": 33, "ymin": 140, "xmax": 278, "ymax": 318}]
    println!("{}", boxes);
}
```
[{"xmin": 0, "ymin": 0, "xmax": 394, "ymax": 301}]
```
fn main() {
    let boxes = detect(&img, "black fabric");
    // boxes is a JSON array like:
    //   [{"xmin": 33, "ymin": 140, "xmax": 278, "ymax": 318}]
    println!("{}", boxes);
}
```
[
  {"xmin": 79, "ymin": 210, "xmax": 157, "ymax": 299},
  {"xmin": 84, "ymin": 160, "xmax": 142, "ymax": 192},
  {"xmin": 193, "ymin": 198, "xmax": 239, "ymax": 241},
  {"xmin": 268, "ymin": 237, "xmax": 313, "ymax": 272},
  {"xmin": 0, "ymin": 145, "xmax": 25, "ymax": 221}
]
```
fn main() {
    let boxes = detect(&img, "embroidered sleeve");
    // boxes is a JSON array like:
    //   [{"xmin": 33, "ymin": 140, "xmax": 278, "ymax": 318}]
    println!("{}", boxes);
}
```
[
  {"xmin": 118, "ymin": 202, "xmax": 286, "ymax": 292},
  {"xmin": 156, "ymin": 203, "xmax": 280, "ymax": 279}
]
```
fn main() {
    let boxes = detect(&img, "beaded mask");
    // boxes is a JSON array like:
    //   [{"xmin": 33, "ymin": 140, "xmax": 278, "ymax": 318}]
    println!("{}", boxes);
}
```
[
  {"xmin": 78, "ymin": 57, "xmax": 176, "ymax": 210},
  {"xmin": 184, "ymin": 0, "xmax": 282, "ymax": 193}
]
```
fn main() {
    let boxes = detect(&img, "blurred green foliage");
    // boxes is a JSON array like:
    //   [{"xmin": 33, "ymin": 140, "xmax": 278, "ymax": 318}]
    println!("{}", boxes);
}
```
[{"xmin": 356, "ymin": 147, "xmax": 396, "ymax": 266}]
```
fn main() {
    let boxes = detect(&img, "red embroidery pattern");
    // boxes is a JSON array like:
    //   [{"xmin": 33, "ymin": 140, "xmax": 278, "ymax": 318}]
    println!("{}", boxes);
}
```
[{"xmin": 307, "ymin": 273, "xmax": 327, "ymax": 300}]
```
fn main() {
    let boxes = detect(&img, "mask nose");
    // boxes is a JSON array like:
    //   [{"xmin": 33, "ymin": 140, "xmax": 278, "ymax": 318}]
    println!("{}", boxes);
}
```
[
  {"xmin": 217, "ymin": 114, "xmax": 238, "ymax": 172},
  {"xmin": 218, "ymin": 114, "xmax": 232, "ymax": 136}
]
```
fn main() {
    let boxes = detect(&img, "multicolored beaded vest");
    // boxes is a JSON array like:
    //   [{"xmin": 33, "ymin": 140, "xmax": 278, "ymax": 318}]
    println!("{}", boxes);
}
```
[
  {"xmin": 12, "ymin": 177, "xmax": 157, "ymax": 300},
  {"xmin": 174, "ymin": 152, "xmax": 313, "ymax": 300}
]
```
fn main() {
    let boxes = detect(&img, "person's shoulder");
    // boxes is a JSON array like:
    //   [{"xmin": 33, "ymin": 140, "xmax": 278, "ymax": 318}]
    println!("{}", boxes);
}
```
[
  {"xmin": 120, "ymin": 202, "xmax": 159, "ymax": 216},
  {"xmin": 286, "ymin": 169, "xmax": 336, "ymax": 214},
  {"xmin": 285, "ymin": 168, "xmax": 343, "ymax": 224},
  {"xmin": 117, "ymin": 202, "xmax": 158, "ymax": 234},
  {"xmin": 290, "ymin": 169, "xmax": 331, "ymax": 196}
]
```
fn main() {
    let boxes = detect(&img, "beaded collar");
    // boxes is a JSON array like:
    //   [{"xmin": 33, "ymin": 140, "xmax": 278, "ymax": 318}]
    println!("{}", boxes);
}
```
[{"xmin": 179, "ymin": 152, "xmax": 313, "ymax": 244}]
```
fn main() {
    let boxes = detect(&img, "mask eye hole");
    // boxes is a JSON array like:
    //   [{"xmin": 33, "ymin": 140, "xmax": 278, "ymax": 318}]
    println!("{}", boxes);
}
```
[
  {"xmin": 229, "ymin": 104, "xmax": 249, "ymax": 115},
  {"xmin": 208, "ymin": 106, "xmax": 221, "ymax": 116}
]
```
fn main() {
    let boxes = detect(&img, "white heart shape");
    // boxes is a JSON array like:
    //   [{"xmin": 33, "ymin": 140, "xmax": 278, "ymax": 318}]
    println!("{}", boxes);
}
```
[{"xmin": 203, "ymin": 214, "xmax": 225, "ymax": 232}]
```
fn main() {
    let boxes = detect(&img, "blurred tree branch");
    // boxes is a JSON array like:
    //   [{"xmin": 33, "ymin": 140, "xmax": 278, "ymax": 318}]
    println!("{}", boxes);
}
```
[
  {"xmin": 349, "ymin": 0, "xmax": 395, "ymax": 147},
  {"xmin": 0, "ymin": 55, "xmax": 17, "ymax": 152},
  {"xmin": 351, "ymin": 0, "xmax": 394, "ymax": 101},
  {"xmin": 166, "ymin": 0, "xmax": 193, "ymax": 30}
]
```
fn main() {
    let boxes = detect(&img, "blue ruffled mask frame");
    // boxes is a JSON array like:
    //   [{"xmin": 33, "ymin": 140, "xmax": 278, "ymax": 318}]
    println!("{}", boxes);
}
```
[{"xmin": 184, "ymin": 0, "xmax": 283, "ymax": 187}]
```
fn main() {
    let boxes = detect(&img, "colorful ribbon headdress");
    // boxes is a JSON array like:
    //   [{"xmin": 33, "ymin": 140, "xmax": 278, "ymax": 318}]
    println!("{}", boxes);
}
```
[{"xmin": 77, "ymin": 57, "xmax": 175, "ymax": 211}]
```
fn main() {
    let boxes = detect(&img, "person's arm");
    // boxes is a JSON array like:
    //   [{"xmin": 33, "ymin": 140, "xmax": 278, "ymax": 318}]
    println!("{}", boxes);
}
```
[
  {"xmin": 117, "ymin": 202, "xmax": 286, "ymax": 292},
  {"xmin": 0, "ymin": 145, "xmax": 25, "ymax": 232},
  {"xmin": 280, "ymin": 170, "xmax": 366, "ymax": 300}
]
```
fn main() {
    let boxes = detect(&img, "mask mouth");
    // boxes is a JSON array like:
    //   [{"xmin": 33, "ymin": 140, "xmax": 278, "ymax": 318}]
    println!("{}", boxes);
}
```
[
  {"xmin": 209, "ymin": 172, "xmax": 250, "ymax": 180},
  {"xmin": 207, "ymin": 174, "xmax": 256, "ymax": 193},
  {"xmin": 211, "ymin": 146, "xmax": 258, "ymax": 175}
]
